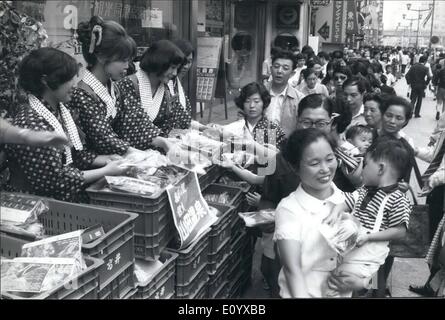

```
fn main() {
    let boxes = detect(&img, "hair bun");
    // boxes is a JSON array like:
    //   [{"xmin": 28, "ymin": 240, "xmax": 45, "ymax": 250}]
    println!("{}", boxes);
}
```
[{"xmin": 77, "ymin": 16, "xmax": 104, "ymax": 45}]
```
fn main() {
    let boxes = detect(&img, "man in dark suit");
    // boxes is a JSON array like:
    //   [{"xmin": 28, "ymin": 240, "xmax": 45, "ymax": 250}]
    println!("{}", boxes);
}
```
[{"xmin": 406, "ymin": 56, "xmax": 432, "ymax": 118}]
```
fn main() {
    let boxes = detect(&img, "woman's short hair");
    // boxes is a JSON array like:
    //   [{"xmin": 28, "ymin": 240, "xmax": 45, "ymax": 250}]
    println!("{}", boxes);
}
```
[
  {"xmin": 301, "ymin": 68, "xmax": 316, "ymax": 80},
  {"xmin": 297, "ymin": 94, "xmax": 335, "ymax": 117},
  {"xmin": 380, "ymin": 95, "xmax": 413, "ymax": 125},
  {"xmin": 333, "ymin": 65, "xmax": 352, "ymax": 78},
  {"xmin": 363, "ymin": 92, "xmax": 384, "ymax": 107},
  {"xmin": 77, "ymin": 16, "xmax": 136, "ymax": 67},
  {"xmin": 283, "ymin": 128, "xmax": 337, "ymax": 169},
  {"xmin": 234, "ymin": 82, "xmax": 271, "ymax": 111},
  {"xmin": 18, "ymin": 47, "xmax": 79, "ymax": 97},
  {"xmin": 173, "ymin": 39, "xmax": 195, "ymax": 73},
  {"xmin": 140, "ymin": 40, "xmax": 185, "ymax": 76}
]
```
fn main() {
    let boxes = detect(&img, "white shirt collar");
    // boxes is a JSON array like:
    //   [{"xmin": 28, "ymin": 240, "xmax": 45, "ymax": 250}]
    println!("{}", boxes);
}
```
[
  {"xmin": 294, "ymin": 183, "xmax": 345, "ymax": 214},
  {"xmin": 352, "ymin": 104, "xmax": 365, "ymax": 120},
  {"xmin": 270, "ymin": 85, "xmax": 288, "ymax": 98}
]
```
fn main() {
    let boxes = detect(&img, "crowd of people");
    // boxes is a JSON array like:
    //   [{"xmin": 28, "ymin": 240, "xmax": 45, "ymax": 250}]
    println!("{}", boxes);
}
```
[{"xmin": 0, "ymin": 16, "xmax": 444, "ymax": 298}]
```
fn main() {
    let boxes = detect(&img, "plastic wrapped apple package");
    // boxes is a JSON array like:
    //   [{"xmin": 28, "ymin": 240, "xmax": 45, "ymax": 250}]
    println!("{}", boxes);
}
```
[
  {"xmin": 238, "ymin": 209, "xmax": 275, "ymax": 227},
  {"xmin": 319, "ymin": 213, "xmax": 361, "ymax": 255}
]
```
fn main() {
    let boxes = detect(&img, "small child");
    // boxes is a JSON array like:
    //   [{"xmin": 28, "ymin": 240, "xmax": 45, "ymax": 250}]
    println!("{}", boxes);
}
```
[
  {"xmin": 385, "ymin": 65, "xmax": 396, "ymax": 87},
  {"xmin": 324, "ymin": 138, "xmax": 411, "ymax": 297},
  {"xmin": 344, "ymin": 125, "xmax": 374, "ymax": 156}
]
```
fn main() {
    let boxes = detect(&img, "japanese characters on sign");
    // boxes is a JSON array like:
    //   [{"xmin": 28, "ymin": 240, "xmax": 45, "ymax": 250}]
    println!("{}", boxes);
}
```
[
  {"xmin": 332, "ymin": 0, "xmax": 345, "ymax": 43},
  {"xmin": 167, "ymin": 172, "xmax": 218, "ymax": 249}
]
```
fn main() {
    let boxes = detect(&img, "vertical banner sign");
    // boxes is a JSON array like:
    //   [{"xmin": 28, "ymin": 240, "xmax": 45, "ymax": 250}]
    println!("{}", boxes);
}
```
[
  {"xmin": 345, "ymin": 1, "xmax": 358, "ymax": 35},
  {"xmin": 167, "ymin": 172, "xmax": 218, "ymax": 249},
  {"xmin": 196, "ymin": 37, "xmax": 223, "ymax": 102},
  {"xmin": 313, "ymin": 0, "xmax": 334, "ymax": 43},
  {"xmin": 332, "ymin": 0, "xmax": 344, "ymax": 43}
]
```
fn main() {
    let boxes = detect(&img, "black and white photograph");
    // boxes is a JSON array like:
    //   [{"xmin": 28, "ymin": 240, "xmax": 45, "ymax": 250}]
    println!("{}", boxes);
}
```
[{"xmin": 0, "ymin": 0, "xmax": 444, "ymax": 305}]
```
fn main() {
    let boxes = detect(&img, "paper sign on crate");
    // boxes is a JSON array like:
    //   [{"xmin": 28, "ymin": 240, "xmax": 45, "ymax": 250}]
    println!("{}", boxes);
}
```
[{"xmin": 166, "ymin": 172, "xmax": 217, "ymax": 249}]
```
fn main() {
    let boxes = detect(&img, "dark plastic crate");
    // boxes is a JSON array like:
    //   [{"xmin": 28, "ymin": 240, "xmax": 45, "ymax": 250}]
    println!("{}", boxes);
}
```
[
  {"xmin": 86, "ymin": 179, "xmax": 174, "ymax": 261},
  {"xmin": 207, "ymin": 238, "xmax": 231, "ymax": 275},
  {"xmin": 216, "ymin": 171, "xmax": 254, "ymax": 193},
  {"xmin": 168, "ymin": 229, "xmax": 210, "ymax": 287},
  {"xmin": 210, "ymin": 280, "xmax": 229, "ymax": 299},
  {"xmin": 175, "ymin": 263, "xmax": 209, "ymax": 298},
  {"xmin": 199, "ymin": 165, "xmax": 223, "ymax": 190},
  {"xmin": 98, "ymin": 263, "xmax": 135, "ymax": 299},
  {"xmin": 229, "ymin": 231, "xmax": 249, "ymax": 267},
  {"xmin": 202, "ymin": 184, "xmax": 244, "ymax": 208},
  {"xmin": 122, "ymin": 287, "xmax": 138, "ymax": 299},
  {"xmin": 0, "ymin": 193, "xmax": 137, "ymax": 293},
  {"xmin": 1, "ymin": 234, "xmax": 103, "ymax": 300},
  {"xmin": 133, "ymin": 213, "xmax": 175, "ymax": 261},
  {"xmin": 135, "ymin": 250, "xmax": 177, "ymax": 299},
  {"xmin": 230, "ymin": 214, "xmax": 245, "ymax": 239},
  {"xmin": 208, "ymin": 256, "xmax": 230, "ymax": 298},
  {"xmin": 190, "ymin": 281, "xmax": 208, "ymax": 299},
  {"xmin": 207, "ymin": 204, "xmax": 233, "ymax": 255}
]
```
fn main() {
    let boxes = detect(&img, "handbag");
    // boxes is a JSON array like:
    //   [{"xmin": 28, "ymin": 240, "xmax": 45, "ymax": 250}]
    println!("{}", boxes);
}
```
[{"xmin": 390, "ymin": 159, "xmax": 430, "ymax": 258}]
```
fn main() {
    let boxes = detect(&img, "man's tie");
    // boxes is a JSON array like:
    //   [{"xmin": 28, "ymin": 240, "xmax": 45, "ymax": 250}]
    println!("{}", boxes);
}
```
[{"xmin": 422, "ymin": 133, "xmax": 445, "ymax": 182}]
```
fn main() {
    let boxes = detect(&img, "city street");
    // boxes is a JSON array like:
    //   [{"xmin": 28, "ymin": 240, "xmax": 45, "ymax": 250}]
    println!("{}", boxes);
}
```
[{"xmin": 238, "ymin": 73, "xmax": 438, "ymax": 299}]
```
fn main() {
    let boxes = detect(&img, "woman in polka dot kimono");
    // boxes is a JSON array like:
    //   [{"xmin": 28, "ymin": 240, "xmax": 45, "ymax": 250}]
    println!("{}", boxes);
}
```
[
  {"xmin": 116, "ymin": 40, "xmax": 192, "ymax": 139},
  {"xmin": 6, "ymin": 48, "xmax": 129, "ymax": 202},
  {"xmin": 69, "ymin": 16, "xmax": 173, "ymax": 157}
]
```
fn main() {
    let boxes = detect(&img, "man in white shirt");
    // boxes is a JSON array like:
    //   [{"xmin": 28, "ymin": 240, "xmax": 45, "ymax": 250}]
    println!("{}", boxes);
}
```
[
  {"xmin": 400, "ymin": 51, "xmax": 410, "ymax": 76},
  {"xmin": 343, "ymin": 76, "xmax": 367, "ymax": 131},
  {"xmin": 265, "ymin": 50, "xmax": 304, "ymax": 137}
]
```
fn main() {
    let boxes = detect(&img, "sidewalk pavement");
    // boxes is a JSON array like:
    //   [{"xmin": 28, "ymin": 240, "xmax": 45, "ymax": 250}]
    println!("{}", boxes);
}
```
[{"xmin": 197, "ymin": 76, "xmax": 435, "ymax": 298}]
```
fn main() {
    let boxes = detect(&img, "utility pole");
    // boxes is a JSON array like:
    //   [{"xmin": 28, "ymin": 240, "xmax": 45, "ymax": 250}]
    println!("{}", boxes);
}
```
[{"xmin": 429, "ymin": 0, "xmax": 436, "ymax": 49}]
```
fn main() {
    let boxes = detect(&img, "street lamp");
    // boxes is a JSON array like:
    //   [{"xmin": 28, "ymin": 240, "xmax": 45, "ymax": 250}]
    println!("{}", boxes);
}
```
[{"xmin": 406, "ymin": 2, "xmax": 434, "ymax": 48}]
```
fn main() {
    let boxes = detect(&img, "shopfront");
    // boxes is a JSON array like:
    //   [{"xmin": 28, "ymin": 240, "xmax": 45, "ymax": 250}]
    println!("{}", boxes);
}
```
[{"xmin": 12, "ymin": 0, "xmax": 309, "ymax": 120}]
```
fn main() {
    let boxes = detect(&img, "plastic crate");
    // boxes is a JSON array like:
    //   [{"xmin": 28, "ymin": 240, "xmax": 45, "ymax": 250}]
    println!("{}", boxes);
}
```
[
  {"xmin": 133, "ymin": 212, "xmax": 175, "ymax": 261},
  {"xmin": 230, "ymin": 214, "xmax": 245, "ymax": 239},
  {"xmin": 229, "ymin": 231, "xmax": 249, "ymax": 268},
  {"xmin": 135, "ymin": 250, "xmax": 177, "ymax": 299},
  {"xmin": 175, "ymin": 263, "xmax": 209, "ymax": 298},
  {"xmin": 36, "ymin": 198, "xmax": 137, "ymax": 292},
  {"xmin": 190, "ymin": 281, "xmax": 208, "ymax": 299},
  {"xmin": 207, "ymin": 238, "xmax": 231, "ymax": 275},
  {"xmin": 122, "ymin": 287, "xmax": 138, "ymax": 299},
  {"xmin": 1, "ymin": 194, "xmax": 137, "ymax": 294},
  {"xmin": 208, "ymin": 256, "xmax": 230, "ymax": 298},
  {"xmin": 210, "ymin": 280, "xmax": 229, "ymax": 299},
  {"xmin": 216, "ymin": 171, "xmax": 254, "ymax": 193},
  {"xmin": 228, "ymin": 270, "xmax": 251, "ymax": 299},
  {"xmin": 1, "ymin": 233, "xmax": 103, "ymax": 300},
  {"xmin": 168, "ymin": 229, "xmax": 210, "ymax": 287},
  {"xmin": 199, "ymin": 165, "xmax": 223, "ymax": 190},
  {"xmin": 202, "ymin": 184, "xmax": 244, "ymax": 208},
  {"xmin": 86, "ymin": 179, "xmax": 174, "ymax": 261},
  {"xmin": 207, "ymin": 203, "xmax": 233, "ymax": 255},
  {"xmin": 97, "ymin": 263, "xmax": 135, "ymax": 299}
]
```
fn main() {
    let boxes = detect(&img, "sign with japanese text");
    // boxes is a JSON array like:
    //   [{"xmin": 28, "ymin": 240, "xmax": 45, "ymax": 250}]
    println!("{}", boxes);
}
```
[
  {"xmin": 167, "ymin": 172, "xmax": 218, "ymax": 249},
  {"xmin": 313, "ymin": 0, "xmax": 333, "ymax": 43},
  {"xmin": 345, "ymin": 1, "xmax": 359, "ymax": 35},
  {"xmin": 332, "ymin": 0, "xmax": 346, "ymax": 43},
  {"xmin": 196, "ymin": 37, "xmax": 222, "ymax": 102},
  {"xmin": 311, "ymin": 0, "xmax": 331, "ymax": 7}
]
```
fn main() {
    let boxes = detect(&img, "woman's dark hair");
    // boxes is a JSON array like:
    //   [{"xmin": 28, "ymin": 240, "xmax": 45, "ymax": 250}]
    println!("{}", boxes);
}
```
[
  {"xmin": 363, "ymin": 92, "xmax": 384, "ymax": 107},
  {"xmin": 301, "ymin": 68, "xmax": 316, "ymax": 80},
  {"xmin": 297, "ymin": 94, "xmax": 335, "ymax": 117},
  {"xmin": 77, "ymin": 16, "xmax": 136, "ymax": 67},
  {"xmin": 274, "ymin": 34, "xmax": 299, "ymax": 51},
  {"xmin": 271, "ymin": 49, "xmax": 297, "ymax": 69},
  {"xmin": 283, "ymin": 128, "xmax": 337, "ymax": 169},
  {"xmin": 370, "ymin": 62, "xmax": 383, "ymax": 74},
  {"xmin": 234, "ymin": 82, "xmax": 271, "ymax": 111},
  {"xmin": 173, "ymin": 39, "xmax": 195, "ymax": 73},
  {"xmin": 140, "ymin": 40, "xmax": 185, "ymax": 76},
  {"xmin": 333, "ymin": 65, "xmax": 352, "ymax": 78},
  {"xmin": 18, "ymin": 47, "xmax": 79, "ymax": 97},
  {"xmin": 322, "ymin": 61, "xmax": 335, "ymax": 85},
  {"xmin": 350, "ymin": 60, "xmax": 370, "ymax": 77},
  {"xmin": 380, "ymin": 95, "xmax": 413, "ymax": 126}
]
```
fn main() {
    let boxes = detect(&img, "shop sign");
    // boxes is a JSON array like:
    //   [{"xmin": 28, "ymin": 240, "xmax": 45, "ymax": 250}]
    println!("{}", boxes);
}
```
[
  {"xmin": 332, "ymin": 0, "xmax": 345, "ymax": 43},
  {"xmin": 166, "ymin": 172, "xmax": 218, "ymax": 250},
  {"xmin": 345, "ymin": 0, "xmax": 359, "ymax": 35},
  {"xmin": 142, "ymin": 8, "xmax": 163, "ymax": 29},
  {"xmin": 311, "ymin": 0, "xmax": 331, "ymax": 7},
  {"xmin": 276, "ymin": 5, "xmax": 300, "ymax": 29}
]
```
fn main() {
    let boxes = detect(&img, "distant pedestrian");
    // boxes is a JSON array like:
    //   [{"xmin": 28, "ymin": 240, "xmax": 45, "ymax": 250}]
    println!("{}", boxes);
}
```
[{"xmin": 405, "ymin": 56, "xmax": 432, "ymax": 118}]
